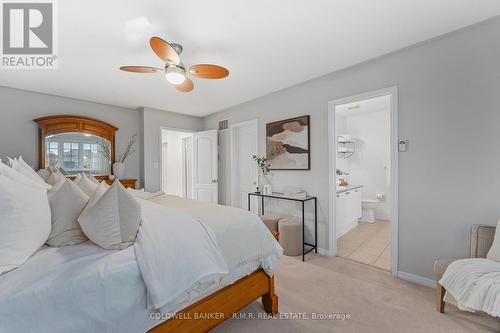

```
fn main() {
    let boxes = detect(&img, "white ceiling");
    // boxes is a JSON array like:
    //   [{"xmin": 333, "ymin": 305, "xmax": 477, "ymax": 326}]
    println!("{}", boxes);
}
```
[
  {"xmin": 336, "ymin": 95, "xmax": 391, "ymax": 117},
  {"xmin": 2, "ymin": 0, "xmax": 500, "ymax": 116}
]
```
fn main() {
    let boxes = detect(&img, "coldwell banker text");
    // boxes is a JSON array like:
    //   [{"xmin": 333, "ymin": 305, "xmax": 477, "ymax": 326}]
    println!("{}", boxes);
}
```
[{"xmin": 1, "ymin": 0, "xmax": 58, "ymax": 69}]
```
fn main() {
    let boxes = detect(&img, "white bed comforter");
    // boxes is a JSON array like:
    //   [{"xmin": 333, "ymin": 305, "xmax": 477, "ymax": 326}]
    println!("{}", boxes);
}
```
[
  {"xmin": 134, "ymin": 199, "xmax": 229, "ymax": 309},
  {"xmin": 439, "ymin": 258, "xmax": 500, "ymax": 317},
  {"xmin": 0, "ymin": 195, "xmax": 282, "ymax": 333},
  {"xmin": 149, "ymin": 195, "xmax": 283, "ymax": 273},
  {"xmin": 0, "ymin": 243, "xmax": 156, "ymax": 333}
]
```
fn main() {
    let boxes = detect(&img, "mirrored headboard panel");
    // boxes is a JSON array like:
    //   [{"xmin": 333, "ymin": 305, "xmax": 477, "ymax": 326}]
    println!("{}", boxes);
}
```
[{"xmin": 33, "ymin": 115, "xmax": 118, "ymax": 175}]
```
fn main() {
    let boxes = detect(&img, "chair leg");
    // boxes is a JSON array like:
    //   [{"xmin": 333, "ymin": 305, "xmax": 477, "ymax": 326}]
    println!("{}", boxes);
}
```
[{"xmin": 436, "ymin": 283, "xmax": 445, "ymax": 313}]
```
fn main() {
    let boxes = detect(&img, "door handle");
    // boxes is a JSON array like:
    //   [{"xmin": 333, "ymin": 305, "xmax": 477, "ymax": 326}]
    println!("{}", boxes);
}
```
[{"xmin": 212, "ymin": 179, "xmax": 218, "ymax": 183}]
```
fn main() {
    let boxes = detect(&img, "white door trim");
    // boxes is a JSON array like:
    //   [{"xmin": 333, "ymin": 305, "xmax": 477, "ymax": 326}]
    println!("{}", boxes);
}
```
[
  {"xmin": 328, "ymin": 86, "xmax": 399, "ymax": 277},
  {"xmin": 230, "ymin": 119, "xmax": 258, "ymax": 208},
  {"xmin": 160, "ymin": 141, "xmax": 168, "ymax": 193},
  {"xmin": 181, "ymin": 136, "xmax": 193, "ymax": 198}
]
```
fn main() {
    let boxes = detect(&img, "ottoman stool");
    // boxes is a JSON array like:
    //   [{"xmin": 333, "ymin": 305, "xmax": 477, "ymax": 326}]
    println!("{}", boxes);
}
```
[
  {"xmin": 278, "ymin": 217, "xmax": 302, "ymax": 256},
  {"xmin": 260, "ymin": 214, "xmax": 280, "ymax": 233}
]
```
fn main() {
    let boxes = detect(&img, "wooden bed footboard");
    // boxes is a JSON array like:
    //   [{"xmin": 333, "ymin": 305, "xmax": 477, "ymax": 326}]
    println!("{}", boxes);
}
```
[{"xmin": 148, "ymin": 269, "xmax": 278, "ymax": 333}]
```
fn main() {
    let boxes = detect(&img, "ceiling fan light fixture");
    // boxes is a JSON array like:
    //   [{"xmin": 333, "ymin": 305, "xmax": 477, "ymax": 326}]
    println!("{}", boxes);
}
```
[{"xmin": 165, "ymin": 65, "xmax": 186, "ymax": 85}]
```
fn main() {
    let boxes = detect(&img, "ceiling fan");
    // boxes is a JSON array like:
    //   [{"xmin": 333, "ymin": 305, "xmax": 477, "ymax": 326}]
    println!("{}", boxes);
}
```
[{"xmin": 120, "ymin": 36, "xmax": 229, "ymax": 92}]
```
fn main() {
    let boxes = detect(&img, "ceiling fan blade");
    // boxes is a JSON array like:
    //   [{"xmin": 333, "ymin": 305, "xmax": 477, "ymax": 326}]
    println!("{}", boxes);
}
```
[
  {"xmin": 150, "ymin": 37, "xmax": 180, "ymax": 65},
  {"xmin": 175, "ymin": 78, "xmax": 194, "ymax": 92},
  {"xmin": 119, "ymin": 66, "xmax": 163, "ymax": 73},
  {"xmin": 189, "ymin": 64, "xmax": 229, "ymax": 79}
]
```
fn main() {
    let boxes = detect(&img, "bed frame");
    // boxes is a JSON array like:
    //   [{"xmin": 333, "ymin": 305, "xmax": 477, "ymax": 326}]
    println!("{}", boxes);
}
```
[{"xmin": 148, "ymin": 269, "xmax": 278, "ymax": 333}]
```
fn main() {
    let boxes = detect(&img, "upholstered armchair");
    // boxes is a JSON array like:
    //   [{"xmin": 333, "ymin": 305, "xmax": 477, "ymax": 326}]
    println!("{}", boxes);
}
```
[{"xmin": 434, "ymin": 224, "xmax": 496, "ymax": 313}]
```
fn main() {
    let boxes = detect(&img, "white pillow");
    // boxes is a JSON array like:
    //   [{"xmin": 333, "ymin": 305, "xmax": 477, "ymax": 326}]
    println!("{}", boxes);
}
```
[
  {"xmin": 88, "ymin": 175, "xmax": 100, "ymax": 185},
  {"xmin": 11, "ymin": 156, "xmax": 48, "ymax": 188},
  {"xmin": 78, "ymin": 180, "xmax": 141, "ymax": 250},
  {"xmin": 0, "ymin": 160, "xmax": 51, "ymax": 190},
  {"xmin": 0, "ymin": 174, "xmax": 51, "ymax": 274},
  {"xmin": 81, "ymin": 181, "xmax": 109, "ymax": 216},
  {"xmin": 47, "ymin": 179, "xmax": 89, "ymax": 247},
  {"xmin": 487, "ymin": 218, "xmax": 500, "ymax": 262},
  {"xmin": 127, "ymin": 188, "xmax": 162, "ymax": 200},
  {"xmin": 45, "ymin": 166, "xmax": 66, "ymax": 186},
  {"xmin": 75, "ymin": 174, "xmax": 98, "ymax": 197},
  {"xmin": 6, "ymin": 156, "xmax": 16, "ymax": 167}
]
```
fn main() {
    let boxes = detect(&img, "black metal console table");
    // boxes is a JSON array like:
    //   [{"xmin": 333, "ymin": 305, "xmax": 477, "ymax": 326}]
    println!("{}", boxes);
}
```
[{"xmin": 248, "ymin": 192, "xmax": 317, "ymax": 261}]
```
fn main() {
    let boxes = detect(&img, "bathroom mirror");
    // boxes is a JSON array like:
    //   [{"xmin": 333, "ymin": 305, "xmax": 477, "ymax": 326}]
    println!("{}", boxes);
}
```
[{"xmin": 34, "ymin": 115, "xmax": 118, "ymax": 175}]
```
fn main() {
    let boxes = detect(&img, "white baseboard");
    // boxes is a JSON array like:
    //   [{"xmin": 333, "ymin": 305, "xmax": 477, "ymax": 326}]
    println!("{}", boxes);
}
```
[
  {"xmin": 336, "ymin": 220, "xmax": 358, "ymax": 238},
  {"xmin": 316, "ymin": 247, "xmax": 329, "ymax": 256},
  {"xmin": 397, "ymin": 271, "xmax": 436, "ymax": 288}
]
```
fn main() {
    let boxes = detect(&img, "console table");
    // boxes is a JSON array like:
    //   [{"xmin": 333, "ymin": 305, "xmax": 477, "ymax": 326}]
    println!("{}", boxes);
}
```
[{"xmin": 248, "ymin": 192, "xmax": 317, "ymax": 261}]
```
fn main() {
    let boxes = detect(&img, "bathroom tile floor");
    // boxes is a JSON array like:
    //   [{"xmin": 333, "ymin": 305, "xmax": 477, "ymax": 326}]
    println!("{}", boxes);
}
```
[{"xmin": 337, "ymin": 220, "xmax": 391, "ymax": 271}]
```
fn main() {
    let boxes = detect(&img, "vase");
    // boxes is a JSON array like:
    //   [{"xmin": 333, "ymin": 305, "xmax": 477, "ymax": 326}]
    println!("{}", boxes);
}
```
[
  {"xmin": 113, "ymin": 162, "xmax": 125, "ymax": 180},
  {"xmin": 260, "ymin": 174, "xmax": 273, "ymax": 194}
]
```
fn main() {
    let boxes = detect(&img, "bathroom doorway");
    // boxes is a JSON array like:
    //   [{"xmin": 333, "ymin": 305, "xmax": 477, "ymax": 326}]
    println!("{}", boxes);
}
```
[
  {"xmin": 328, "ymin": 87, "xmax": 398, "ymax": 275},
  {"xmin": 160, "ymin": 128, "xmax": 194, "ymax": 198}
]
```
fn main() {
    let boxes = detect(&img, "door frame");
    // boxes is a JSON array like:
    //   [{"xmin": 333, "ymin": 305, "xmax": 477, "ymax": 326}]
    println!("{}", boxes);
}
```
[
  {"xmin": 159, "ymin": 126, "xmax": 195, "ymax": 195},
  {"xmin": 230, "ymin": 119, "xmax": 258, "ymax": 209},
  {"xmin": 328, "ymin": 86, "xmax": 399, "ymax": 277},
  {"xmin": 181, "ymin": 136, "xmax": 193, "ymax": 198}
]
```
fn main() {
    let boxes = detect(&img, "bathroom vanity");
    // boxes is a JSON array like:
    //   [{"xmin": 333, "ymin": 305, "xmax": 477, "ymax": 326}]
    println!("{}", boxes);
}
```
[{"xmin": 335, "ymin": 185, "xmax": 363, "ymax": 238}]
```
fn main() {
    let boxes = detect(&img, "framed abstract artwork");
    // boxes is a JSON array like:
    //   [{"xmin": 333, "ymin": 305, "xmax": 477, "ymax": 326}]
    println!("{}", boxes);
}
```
[{"xmin": 266, "ymin": 115, "xmax": 310, "ymax": 170}]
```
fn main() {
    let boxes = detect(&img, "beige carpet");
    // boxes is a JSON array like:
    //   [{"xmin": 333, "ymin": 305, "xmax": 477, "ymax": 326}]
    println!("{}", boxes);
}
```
[{"xmin": 212, "ymin": 255, "xmax": 500, "ymax": 332}]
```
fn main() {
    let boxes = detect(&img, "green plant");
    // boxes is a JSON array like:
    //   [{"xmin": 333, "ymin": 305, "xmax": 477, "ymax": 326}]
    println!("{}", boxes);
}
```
[{"xmin": 252, "ymin": 155, "xmax": 271, "ymax": 176}]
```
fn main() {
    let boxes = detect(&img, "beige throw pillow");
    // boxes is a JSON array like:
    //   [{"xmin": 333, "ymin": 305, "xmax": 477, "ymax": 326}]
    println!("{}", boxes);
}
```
[
  {"xmin": 46, "ymin": 166, "xmax": 66, "ymax": 186},
  {"xmin": 75, "ymin": 173, "xmax": 98, "ymax": 197},
  {"xmin": 486, "ymin": 218, "xmax": 500, "ymax": 262},
  {"xmin": 78, "ymin": 180, "xmax": 141, "ymax": 250},
  {"xmin": 47, "ymin": 179, "xmax": 89, "ymax": 247},
  {"xmin": 80, "ymin": 181, "xmax": 109, "ymax": 216}
]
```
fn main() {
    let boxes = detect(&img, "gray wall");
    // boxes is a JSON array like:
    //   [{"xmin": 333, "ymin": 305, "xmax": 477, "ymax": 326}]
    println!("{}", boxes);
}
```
[
  {"xmin": 140, "ymin": 107, "xmax": 203, "ymax": 192},
  {"xmin": 204, "ymin": 18, "xmax": 500, "ymax": 280},
  {"xmin": 0, "ymin": 86, "xmax": 141, "ymax": 183}
]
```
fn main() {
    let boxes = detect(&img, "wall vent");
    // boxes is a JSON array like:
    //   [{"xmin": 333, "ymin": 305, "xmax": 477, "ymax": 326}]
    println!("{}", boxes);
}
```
[{"xmin": 217, "ymin": 119, "xmax": 229, "ymax": 131}]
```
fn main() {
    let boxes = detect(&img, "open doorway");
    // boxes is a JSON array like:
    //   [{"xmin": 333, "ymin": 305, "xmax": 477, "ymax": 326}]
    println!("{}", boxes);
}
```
[
  {"xmin": 161, "ymin": 128, "xmax": 193, "ymax": 198},
  {"xmin": 328, "ymin": 87, "xmax": 398, "ymax": 275}
]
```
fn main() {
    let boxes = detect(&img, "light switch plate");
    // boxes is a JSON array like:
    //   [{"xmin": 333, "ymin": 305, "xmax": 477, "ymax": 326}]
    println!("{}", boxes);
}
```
[
  {"xmin": 398, "ymin": 139, "xmax": 408, "ymax": 152},
  {"xmin": 153, "ymin": 162, "xmax": 159, "ymax": 169}
]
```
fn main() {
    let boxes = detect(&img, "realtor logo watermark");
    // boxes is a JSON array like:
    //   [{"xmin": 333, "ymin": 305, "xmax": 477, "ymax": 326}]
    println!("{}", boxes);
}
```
[{"xmin": 1, "ymin": 0, "xmax": 57, "ymax": 68}]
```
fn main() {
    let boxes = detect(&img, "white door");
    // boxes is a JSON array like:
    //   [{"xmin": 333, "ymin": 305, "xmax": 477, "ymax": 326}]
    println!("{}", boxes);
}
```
[
  {"xmin": 193, "ymin": 129, "xmax": 218, "ymax": 203},
  {"xmin": 230, "ymin": 120, "xmax": 258, "ymax": 211}
]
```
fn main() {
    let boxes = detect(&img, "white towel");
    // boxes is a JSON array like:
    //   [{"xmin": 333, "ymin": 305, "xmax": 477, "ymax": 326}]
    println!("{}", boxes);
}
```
[{"xmin": 439, "ymin": 258, "xmax": 500, "ymax": 317}]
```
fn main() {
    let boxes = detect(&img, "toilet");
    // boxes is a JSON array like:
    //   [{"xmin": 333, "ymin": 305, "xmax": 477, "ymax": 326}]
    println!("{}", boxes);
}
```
[{"xmin": 359, "ymin": 199, "xmax": 380, "ymax": 223}]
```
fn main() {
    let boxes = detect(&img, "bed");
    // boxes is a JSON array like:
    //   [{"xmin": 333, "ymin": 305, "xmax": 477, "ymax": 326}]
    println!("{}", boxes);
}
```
[{"xmin": 0, "ymin": 194, "xmax": 281, "ymax": 333}]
